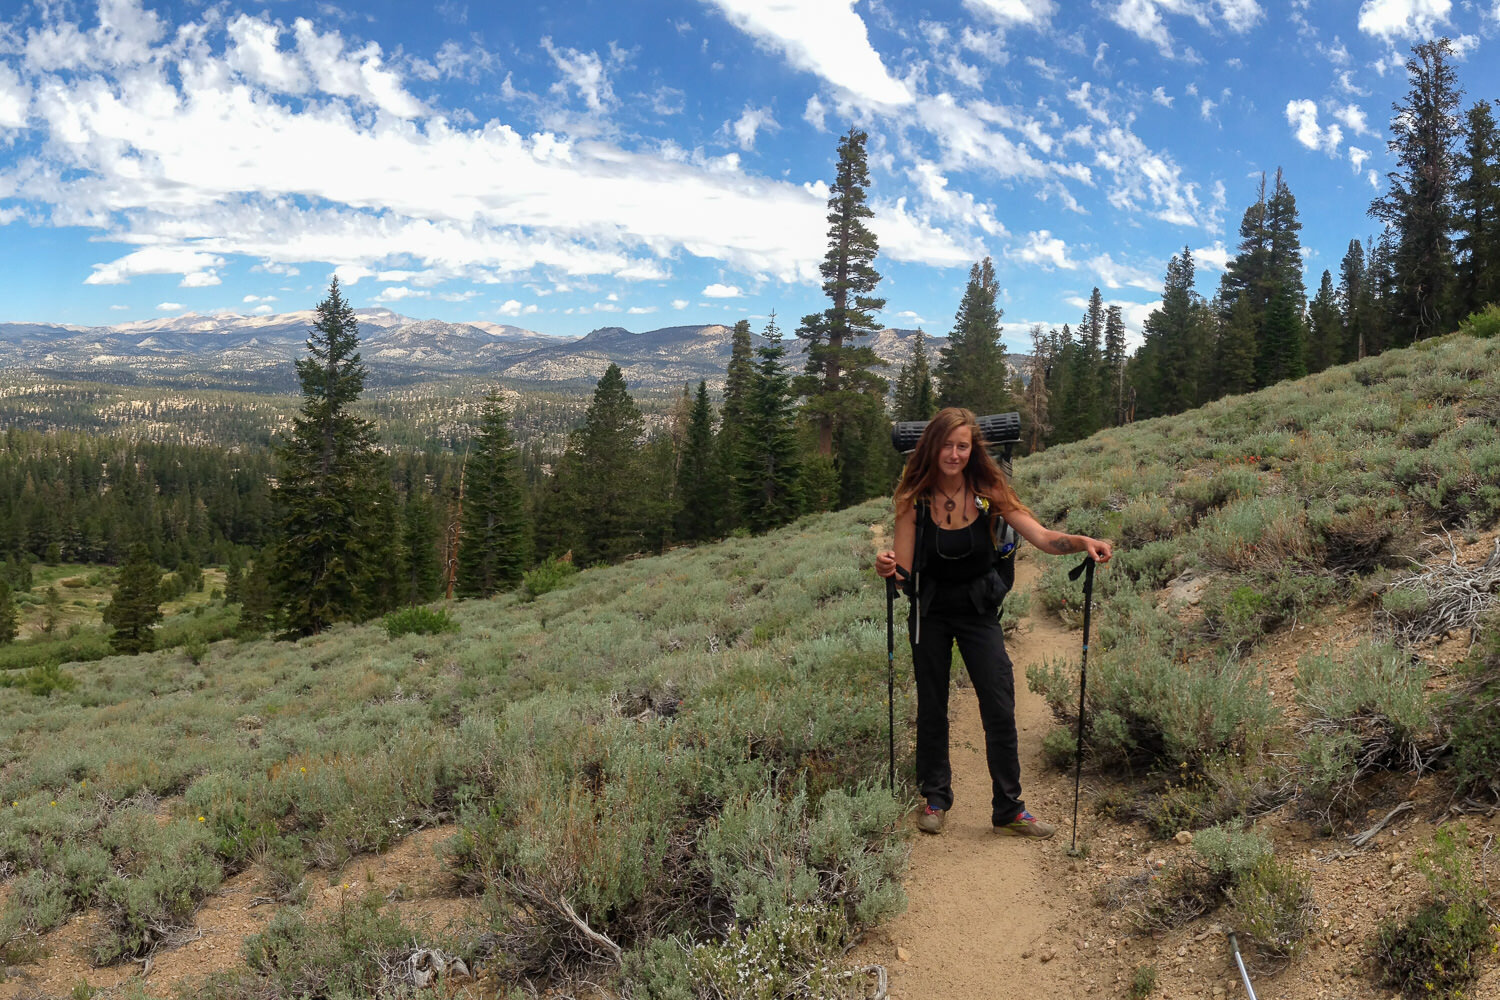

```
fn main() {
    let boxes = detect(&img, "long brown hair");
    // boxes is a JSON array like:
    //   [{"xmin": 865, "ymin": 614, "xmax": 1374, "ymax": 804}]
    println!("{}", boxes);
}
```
[{"xmin": 894, "ymin": 407, "xmax": 1029, "ymax": 518}]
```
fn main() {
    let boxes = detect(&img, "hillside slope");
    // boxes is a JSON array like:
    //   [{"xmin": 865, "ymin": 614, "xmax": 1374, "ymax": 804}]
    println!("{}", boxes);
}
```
[{"xmin": 0, "ymin": 332, "xmax": 1497, "ymax": 998}]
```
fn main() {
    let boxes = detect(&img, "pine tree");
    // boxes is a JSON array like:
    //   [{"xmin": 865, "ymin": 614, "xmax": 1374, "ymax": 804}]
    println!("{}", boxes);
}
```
[
  {"xmin": 0, "ymin": 580, "xmax": 17, "ymax": 644},
  {"xmin": 1102, "ymin": 305, "xmax": 1127, "ymax": 426},
  {"xmin": 103, "ymin": 542, "xmax": 162, "ymax": 654},
  {"xmin": 237, "ymin": 554, "xmax": 275, "ymax": 638},
  {"xmin": 1212, "ymin": 294, "xmax": 1258, "ymax": 398},
  {"xmin": 1019, "ymin": 324, "xmax": 1053, "ymax": 452},
  {"xmin": 42, "ymin": 584, "xmax": 62, "ymax": 635},
  {"xmin": 224, "ymin": 552, "xmax": 243, "ymax": 604},
  {"xmin": 794, "ymin": 127, "xmax": 888, "ymax": 496},
  {"xmin": 936, "ymin": 258, "xmax": 1011, "ymax": 416},
  {"xmin": 1259, "ymin": 285, "xmax": 1308, "ymax": 385},
  {"xmin": 1134, "ymin": 248, "xmax": 1211, "ymax": 417},
  {"xmin": 1454, "ymin": 99, "xmax": 1500, "ymax": 316},
  {"xmin": 1306, "ymin": 270, "xmax": 1342, "ymax": 373},
  {"xmin": 1055, "ymin": 287, "xmax": 1104, "ymax": 439},
  {"xmin": 1338, "ymin": 239, "xmax": 1372, "ymax": 362},
  {"xmin": 400, "ymin": 487, "xmax": 444, "ymax": 605},
  {"xmin": 457, "ymin": 394, "xmax": 530, "ymax": 597},
  {"xmin": 735, "ymin": 315, "xmax": 804, "ymax": 533},
  {"xmin": 675, "ymin": 381, "xmax": 720, "ymax": 543},
  {"xmin": 717, "ymin": 320, "xmax": 755, "ymax": 530},
  {"xmin": 1371, "ymin": 37, "xmax": 1462, "ymax": 344},
  {"xmin": 566, "ymin": 364, "xmax": 647, "ymax": 565},
  {"xmin": 893, "ymin": 329, "xmax": 937, "ymax": 421},
  {"xmin": 271, "ymin": 277, "xmax": 387, "ymax": 635}
]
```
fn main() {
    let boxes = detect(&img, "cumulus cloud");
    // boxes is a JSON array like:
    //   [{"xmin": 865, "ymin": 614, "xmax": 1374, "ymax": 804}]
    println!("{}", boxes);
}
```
[
  {"xmin": 671, "ymin": 299, "xmax": 689, "ymax": 310},
  {"xmin": 496, "ymin": 299, "xmax": 538, "ymax": 316},
  {"xmin": 1013, "ymin": 230, "xmax": 1077, "ymax": 269},
  {"xmin": 1331, "ymin": 103, "xmax": 1376, "ymax": 137},
  {"xmin": 1151, "ymin": 85, "xmax": 1173, "ymax": 107},
  {"xmin": 85, "ymin": 247, "xmax": 226, "ymax": 286},
  {"xmin": 729, "ymin": 105, "xmax": 779, "ymax": 150},
  {"xmin": 703, "ymin": 0, "xmax": 912, "ymax": 105},
  {"xmin": 803, "ymin": 94, "xmax": 828, "ymax": 131},
  {"xmin": 1286, "ymin": 99, "xmax": 1343, "ymax": 154},
  {"xmin": 1349, "ymin": 146, "xmax": 1371, "ymax": 173},
  {"xmin": 156, "ymin": 301, "xmax": 184, "ymax": 311},
  {"xmin": 1087, "ymin": 252, "xmax": 1160, "ymax": 290},
  {"xmin": 627, "ymin": 305, "xmax": 657, "ymax": 314},
  {"xmin": 541, "ymin": 36, "xmax": 617, "ymax": 112},
  {"xmin": 962, "ymin": 0, "xmax": 1056, "ymax": 27},
  {"xmin": 703, "ymin": 283, "xmax": 742, "ymax": 298},
  {"xmin": 1357, "ymin": 0, "xmax": 1451, "ymax": 41}
]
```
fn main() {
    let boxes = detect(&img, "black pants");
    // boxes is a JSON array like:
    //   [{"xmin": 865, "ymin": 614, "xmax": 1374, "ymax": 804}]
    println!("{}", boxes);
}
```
[{"xmin": 910, "ymin": 610, "xmax": 1024, "ymax": 826}]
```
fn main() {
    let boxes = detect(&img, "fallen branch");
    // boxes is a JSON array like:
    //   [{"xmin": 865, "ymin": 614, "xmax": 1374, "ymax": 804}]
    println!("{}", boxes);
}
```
[
  {"xmin": 1378, "ymin": 533, "xmax": 1500, "ymax": 648},
  {"xmin": 1349, "ymin": 800, "xmax": 1414, "ymax": 849},
  {"xmin": 555, "ymin": 894, "xmax": 623, "ymax": 966}
]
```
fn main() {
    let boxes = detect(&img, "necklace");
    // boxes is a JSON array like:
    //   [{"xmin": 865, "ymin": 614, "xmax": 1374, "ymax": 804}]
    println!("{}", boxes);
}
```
[{"xmin": 937, "ymin": 484, "xmax": 963, "ymax": 525}]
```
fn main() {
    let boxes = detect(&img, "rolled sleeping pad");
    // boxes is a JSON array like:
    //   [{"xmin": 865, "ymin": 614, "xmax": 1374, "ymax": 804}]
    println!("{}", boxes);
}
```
[{"xmin": 890, "ymin": 411, "xmax": 1022, "ymax": 454}]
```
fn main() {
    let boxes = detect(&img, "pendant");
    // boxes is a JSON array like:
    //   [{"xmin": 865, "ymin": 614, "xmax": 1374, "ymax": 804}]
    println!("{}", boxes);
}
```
[{"xmin": 944, "ymin": 498, "xmax": 955, "ymax": 511}]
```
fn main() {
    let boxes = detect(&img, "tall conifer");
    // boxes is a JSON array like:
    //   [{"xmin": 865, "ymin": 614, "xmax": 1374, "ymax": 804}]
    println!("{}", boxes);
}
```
[
  {"xmin": 893, "ymin": 329, "xmax": 937, "ymax": 421},
  {"xmin": 676, "ymin": 382, "xmax": 720, "ymax": 543},
  {"xmin": 1371, "ymin": 37, "xmax": 1462, "ymax": 344},
  {"xmin": 1454, "ymin": 100, "xmax": 1500, "ymax": 316},
  {"xmin": 1306, "ymin": 270, "xmax": 1342, "ymax": 373},
  {"xmin": 103, "ymin": 543, "xmax": 162, "ymax": 654},
  {"xmin": 457, "ymin": 395, "xmax": 529, "ymax": 596},
  {"xmin": 794, "ymin": 127, "xmax": 888, "ymax": 502},
  {"xmin": 936, "ymin": 258, "xmax": 1010, "ymax": 416},
  {"xmin": 271, "ymin": 278, "xmax": 386, "ymax": 635},
  {"xmin": 735, "ymin": 314, "xmax": 804, "ymax": 533},
  {"xmin": 0, "ymin": 580, "xmax": 17, "ymax": 644},
  {"xmin": 566, "ymin": 364, "xmax": 646, "ymax": 565},
  {"xmin": 1103, "ymin": 305, "xmax": 1128, "ymax": 427}
]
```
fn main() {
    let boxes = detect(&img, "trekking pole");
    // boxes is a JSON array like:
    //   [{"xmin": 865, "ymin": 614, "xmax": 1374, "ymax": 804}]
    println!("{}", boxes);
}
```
[
  {"xmin": 1066, "ymin": 557, "xmax": 1096, "ymax": 855},
  {"xmin": 1226, "ymin": 930, "xmax": 1259, "ymax": 1000},
  {"xmin": 885, "ymin": 576, "xmax": 897, "ymax": 794}
]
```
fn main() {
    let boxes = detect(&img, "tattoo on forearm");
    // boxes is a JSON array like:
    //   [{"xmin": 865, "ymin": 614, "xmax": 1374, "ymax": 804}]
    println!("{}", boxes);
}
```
[{"xmin": 1055, "ymin": 537, "xmax": 1078, "ymax": 553}]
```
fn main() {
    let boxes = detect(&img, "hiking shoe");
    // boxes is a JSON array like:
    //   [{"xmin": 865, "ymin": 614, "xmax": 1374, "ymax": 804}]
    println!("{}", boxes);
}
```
[
  {"xmin": 994, "ymin": 810, "xmax": 1055, "ymax": 839},
  {"xmin": 916, "ymin": 805, "xmax": 946, "ymax": 834}
]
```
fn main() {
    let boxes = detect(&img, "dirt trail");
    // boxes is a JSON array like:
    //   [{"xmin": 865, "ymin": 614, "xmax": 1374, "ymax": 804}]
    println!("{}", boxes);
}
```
[{"xmin": 857, "ymin": 552, "xmax": 1107, "ymax": 997}]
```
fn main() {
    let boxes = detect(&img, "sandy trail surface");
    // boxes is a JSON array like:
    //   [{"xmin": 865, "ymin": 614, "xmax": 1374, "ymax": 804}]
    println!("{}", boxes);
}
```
[{"xmin": 856, "ymin": 552, "xmax": 1109, "ymax": 998}]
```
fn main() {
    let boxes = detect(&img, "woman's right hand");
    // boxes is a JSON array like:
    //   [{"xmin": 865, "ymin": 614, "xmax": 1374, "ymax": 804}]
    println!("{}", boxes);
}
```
[{"xmin": 875, "ymin": 549, "xmax": 898, "ymax": 578}]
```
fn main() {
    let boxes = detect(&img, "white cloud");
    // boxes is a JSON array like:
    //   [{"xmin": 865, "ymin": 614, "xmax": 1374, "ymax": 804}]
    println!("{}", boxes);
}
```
[
  {"xmin": 23, "ymin": 0, "xmax": 166, "ymax": 71},
  {"xmin": 0, "ymin": 64, "xmax": 32, "ymax": 128},
  {"xmin": 627, "ymin": 305, "xmax": 657, "ymax": 314},
  {"xmin": 156, "ymin": 301, "xmax": 184, "ymax": 311},
  {"xmin": 804, "ymin": 94, "xmax": 828, "ymax": 131},
  {"xmin": 671, "ymin": 299, "xmax": 689, "ymax": 310},
  {"xmin": 84, "ymin": 246, "xmax": 225, "ymax": 286},
  {"xmin": 963, "ymin": 0, "xmax": 1056, "ymax": 27},
  {"xmin": 252, "ymin": 304, "xmax": 274, "ymax": 314},
  {"xmin": 1357, "ymin": 0, "xmax": 1451, "ymax": 41},
  {"xmin": 496, "ymin": 299, "xmax": 538, "ymax": 316},
  {"xmin": 896, "ymin": 309, "xmax": 927, "ymax": 323},
  {"xmin": 703, "ymin": 0, "xmax": 912, "ymax": 105},
  {"xmin": 1349, "ymin": 146, "xmax": 1371, "ymax": 173},
  {"xmin": 1367, "ymin": 169, "xmax": 1380, "ymax": 188},
  {"xmin": 1109, "ymin": 0, "xmax": 1178, "ymax": 57},
  {"xmin": 1151, "ymin": 86, "xmax": 1173, "ymax": 107},
  {"xmin": 703, "ymin": 283, "xmax": 743, "ymax": 298},
  {"xmin": 1013, "ymin": 229, "xmax": 1077, "ymax": 269},
  {"xmin": 729, "ymin": 105, "xmax": 779, "ymax": 150},
  {"xmin": 1091, "ymin": 124, "xmax": 1210, "ymax": 227},
  {"xmin": 243, "ymin": 293, "xmax": 278, "ymax": 303},
  {"xmin": 225, "ymin": 14, "xmax": 310, "ymax": 93},
  {"xmin": 541, "ymin": 36, "xmax": 617, "ymax": 112},
  {"xmin": 375, "ymin": 286, "xmax": 428, "ymax": 302},
  {"xmin": 1200, "ymin": 98, "xmax": 1216, "ymax": 120},
  {"xmin": 1087, "ymin": 252, "xmax": 1160, "ymax": 290},
  {"xmin": 1331, "ymin": 103, "xmax": 1376, "ymax": 137},
  {"xmin": 1194, "ymin": 241, "xmax": 1230, "ymax": 272},
  {"xmin": 180, "ymin": 270, "xmax": 222, "ymax": 287},
  {"xmin": 1449, "ymin": 34, "xmax": 1478, "ymax": 59},
  {"xmin": 1216, "ymin": 0, "xmax": 1264, "ymax": 32},
  {"xmin": 110, "ymin": 304, "xmax": 129, "ymax": 310},
  {"xmin": 1286, "ymin": 99, "xmax": 1343, "ymax": 154}
]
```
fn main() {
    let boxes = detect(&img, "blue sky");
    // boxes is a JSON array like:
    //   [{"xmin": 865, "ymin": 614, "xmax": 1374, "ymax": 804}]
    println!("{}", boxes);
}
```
[{"xmin": 1, "ymin": 0, "xmax": 1497, "ymax": 349}]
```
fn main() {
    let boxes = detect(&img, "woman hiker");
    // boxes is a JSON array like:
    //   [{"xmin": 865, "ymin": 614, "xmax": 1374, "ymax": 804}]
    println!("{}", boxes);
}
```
[{"xmin": 875, "ymin": 407, "xmax": 1113, "ymax": 838}]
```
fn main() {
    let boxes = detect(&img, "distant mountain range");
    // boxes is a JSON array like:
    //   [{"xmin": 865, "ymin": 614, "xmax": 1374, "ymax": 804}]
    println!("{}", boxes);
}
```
[{"xmin": 0, "ymin": 309, "xmax": 1022, "ymax": 392}]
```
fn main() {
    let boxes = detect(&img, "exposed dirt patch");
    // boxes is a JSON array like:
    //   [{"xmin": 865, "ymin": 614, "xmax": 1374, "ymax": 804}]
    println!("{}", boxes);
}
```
[{"xmin": 0, "ymin": 825, "xmax": 474, "ymax": 998}]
